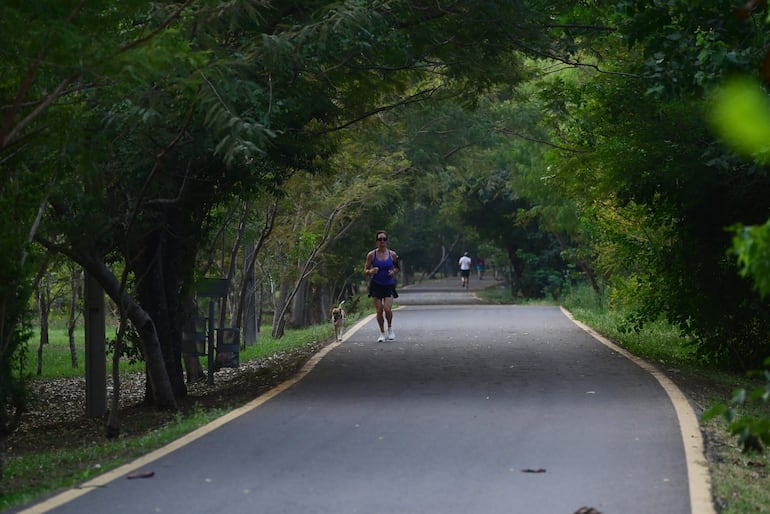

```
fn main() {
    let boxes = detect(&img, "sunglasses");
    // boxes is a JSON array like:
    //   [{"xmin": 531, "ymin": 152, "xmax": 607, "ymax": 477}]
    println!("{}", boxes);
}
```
[{"xmin": 376, "ymin": 236, "xmax": 388, "ymax": 241}]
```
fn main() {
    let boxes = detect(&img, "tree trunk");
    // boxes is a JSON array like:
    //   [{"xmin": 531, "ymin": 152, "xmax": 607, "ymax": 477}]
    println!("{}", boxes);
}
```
[
  {"xmin": 235, "ymin": 201, "xmax": 276, "ymax": 343},
  {"xmin": 219, "ymin": 202, "xmax": 250, "ymax": 331},
  {"xmin": 507, "ymin": 243, "xmax": 525, "ymax": 298},
  {"xmin": 67, "ymin": 267, "xmax": 80, "ymax": 368},
  {"xmin": 581, "ymin": 262, "xmax": 600, "ymax": 295},
  {"xmin": 106, "ymin": 317, "xmax": 127, "ymax": 438},
  {"xmin": 290, "ymin": 279, "xmax": 308, "ymax": 327},
  {"xmin": 428, "ymin": 234, "xmax": 460, "ymax": 279},
  {"xmin": 0, "ymin": 440, "xmax": 4, "ymax": 481},
  {"xmin": 85, "ymin": 257, "xmax": 176, "ymax": 409},
  {"xmin": 553, "ymin": 233, "xmax": 600, "ymax": 295},
  {"xmin": 241, "ymin": 245, "xmax": 258, "ymax": 346},
  {"xmin": 124, "ymin": 190, "xmax": 207, "ymax": 402},
  {"xmin": 132, "ymin": 229, "xmax": 187, "ymax": 401},
  {"xmin": 257, "ymin": 280, "xmax": 264, "ymax": 336},
  {"xmin": 181, "ymin": 295, "xmax": 205, "ymax": 383},
  {"xmin": 272, "ymin": 282, "xmax": 290, "ymax": 338},
  {"xmin": 36, "ymin": 285, "xmax": 49, "ymax": 376}
]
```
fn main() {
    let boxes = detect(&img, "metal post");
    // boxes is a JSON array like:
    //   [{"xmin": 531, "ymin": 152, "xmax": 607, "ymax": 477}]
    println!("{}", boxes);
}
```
[{"xmin": 84, "ymin": 272, "xmax": 107, "ymax": 417}]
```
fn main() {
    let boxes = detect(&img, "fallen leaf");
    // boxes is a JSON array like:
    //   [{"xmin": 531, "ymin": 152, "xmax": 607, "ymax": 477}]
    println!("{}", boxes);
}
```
[{"xmin": 127, "ymin": 470, "xmax": 155, "ymax": 479}]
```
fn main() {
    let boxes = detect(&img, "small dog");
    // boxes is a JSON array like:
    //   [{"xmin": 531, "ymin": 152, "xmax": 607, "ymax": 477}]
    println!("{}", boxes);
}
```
[{"xmin": 331, "ymin": 301, "xmax": 346, "ymax": 341}]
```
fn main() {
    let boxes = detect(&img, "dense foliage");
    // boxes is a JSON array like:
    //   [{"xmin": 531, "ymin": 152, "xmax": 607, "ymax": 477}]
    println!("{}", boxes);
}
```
[{"xmin": 534, "ymin": 1, "xmax": 770, "ymax": 370}]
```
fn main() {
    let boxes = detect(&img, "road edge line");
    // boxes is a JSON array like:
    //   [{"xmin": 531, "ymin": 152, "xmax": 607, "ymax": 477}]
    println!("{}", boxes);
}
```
[
  {"xmin": 560, "ymin": 307, "xmax": 715, "ymax": 514},
  {"xmin": 19, "ymin": 313, "xmax": 378, "ymax": 514}
]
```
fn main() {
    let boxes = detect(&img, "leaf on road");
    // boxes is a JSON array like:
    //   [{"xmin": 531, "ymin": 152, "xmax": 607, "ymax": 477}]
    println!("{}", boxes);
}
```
[{"xmin": 127, "ymin": 470, "xmax": 155, "ymax": 479}]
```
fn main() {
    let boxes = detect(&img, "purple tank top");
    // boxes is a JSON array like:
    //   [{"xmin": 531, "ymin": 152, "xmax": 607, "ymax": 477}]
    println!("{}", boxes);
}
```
[{"xmin": 372, "ymin": 251, "xmax": 395, "ymax": 286}]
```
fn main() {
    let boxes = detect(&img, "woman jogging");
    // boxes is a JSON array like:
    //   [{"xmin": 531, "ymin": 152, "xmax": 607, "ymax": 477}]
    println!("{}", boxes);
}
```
[{"xmin": 364, "ymin": 230, "xmax": 400, "ymax": 342}]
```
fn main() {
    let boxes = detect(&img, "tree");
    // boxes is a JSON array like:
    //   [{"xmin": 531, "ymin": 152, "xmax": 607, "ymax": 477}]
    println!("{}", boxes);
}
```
[
  {"xmin": 536, "ymin": 0, "xmax": 770, "ymax": 369},
  {"xmin": 1, "ymin": 1, "xmax": 204, "ymax": 440}
]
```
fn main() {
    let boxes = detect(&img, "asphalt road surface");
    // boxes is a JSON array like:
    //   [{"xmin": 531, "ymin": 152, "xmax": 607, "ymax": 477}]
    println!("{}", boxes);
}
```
[{"xmin": 22, "ymin": 277, "xmax": 712, "ymax": 514}]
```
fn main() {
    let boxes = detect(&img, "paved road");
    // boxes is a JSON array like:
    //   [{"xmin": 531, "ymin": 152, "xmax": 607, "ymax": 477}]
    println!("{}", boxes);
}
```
[{"xmin": 23, "ymin": 278, "xmax": 710, "ymax": 514}]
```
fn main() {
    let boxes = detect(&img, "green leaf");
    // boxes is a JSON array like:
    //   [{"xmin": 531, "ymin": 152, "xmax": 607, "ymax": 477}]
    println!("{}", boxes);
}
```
[{"xmin": 709, "ymin": 77, "xmax": 770, "ymax": 164}]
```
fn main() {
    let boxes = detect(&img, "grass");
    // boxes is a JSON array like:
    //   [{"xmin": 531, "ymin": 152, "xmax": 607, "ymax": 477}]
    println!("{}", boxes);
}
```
[
  {"xmin": 25, "ymin": 321, "xmax": 341, "ymax": 380},
  {"xmin": 479, "ymin": 283, "xmax": 770, "ymax": 513},
  {"xmin": 26, "ymin": 327, "xmax": 145, "ymax": 377},
  {"xmin": 22, "ymin": 315, "xmax": 357, "ymax": 388}
]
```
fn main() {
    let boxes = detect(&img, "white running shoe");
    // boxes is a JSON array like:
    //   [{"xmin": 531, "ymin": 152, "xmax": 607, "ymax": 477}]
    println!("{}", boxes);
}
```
[
  {"xmin": 387, "ymin": 327, "xmax": 395, "ymax": 340},
  {"xmin": 377, "ymin": 332, "xmax": 386, "ymax": 343}
]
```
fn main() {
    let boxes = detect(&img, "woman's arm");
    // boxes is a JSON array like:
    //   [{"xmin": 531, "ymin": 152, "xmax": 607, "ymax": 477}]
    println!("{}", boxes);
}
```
[
  {"xmin": 364, "ymin": 251, "xmax": 377, "ymax": 276},
  {"xmin": 390, "ymin": 251, "xmax": 400, "ymax": 273}
]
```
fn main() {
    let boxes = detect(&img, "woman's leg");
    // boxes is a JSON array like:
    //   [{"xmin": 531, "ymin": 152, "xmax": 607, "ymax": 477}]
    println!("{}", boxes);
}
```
[
  {"xmin": 374, "ymin": 297, "xmax": 385, "ymax": 331},
  {"xmin": 383, "ymin": 296, "xmax": 395, "ymax": 339},
  {"xmin": 383, "ymin": 296, "xmax": 393, "ymax": 327}
]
